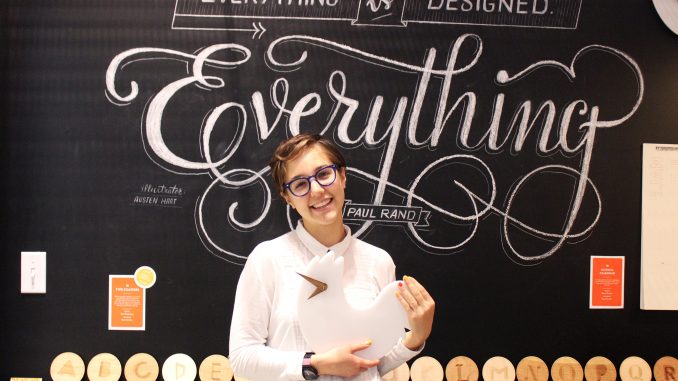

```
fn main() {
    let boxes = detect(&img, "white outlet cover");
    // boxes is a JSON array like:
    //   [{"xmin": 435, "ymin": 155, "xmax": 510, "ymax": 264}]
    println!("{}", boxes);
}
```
[{"xmin": 21, "ymin": 251, "xmax": 46, "ymax": 294}]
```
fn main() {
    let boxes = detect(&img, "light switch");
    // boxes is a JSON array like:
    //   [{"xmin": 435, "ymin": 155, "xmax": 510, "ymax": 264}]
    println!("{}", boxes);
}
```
[{"xmin": 21, "ymin": 251, "xmax": 46, "ymax": 294}]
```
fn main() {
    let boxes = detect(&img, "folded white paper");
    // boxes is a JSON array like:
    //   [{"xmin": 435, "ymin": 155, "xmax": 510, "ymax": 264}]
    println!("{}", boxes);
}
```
[{"xmin": 641, "ymin": 143, "xmax": 678, "ymax": 310}]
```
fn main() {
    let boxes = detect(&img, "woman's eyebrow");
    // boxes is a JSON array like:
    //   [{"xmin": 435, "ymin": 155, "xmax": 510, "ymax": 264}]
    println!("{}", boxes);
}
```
[{"xmin": 287, "ymin": 164, "xmax": 332, "ymax": 181}]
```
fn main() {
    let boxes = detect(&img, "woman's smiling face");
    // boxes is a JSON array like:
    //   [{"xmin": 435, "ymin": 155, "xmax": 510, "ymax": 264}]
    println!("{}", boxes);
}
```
[{"xmin": 283, "ymin": 145, "xmax": 347, "ymax": 239}]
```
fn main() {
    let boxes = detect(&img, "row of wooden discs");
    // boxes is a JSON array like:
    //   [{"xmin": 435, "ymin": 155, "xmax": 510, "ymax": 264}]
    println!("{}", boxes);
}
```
[{"xmin": 50, "ymin": 352, "xmax": 678, "ymax": 381}]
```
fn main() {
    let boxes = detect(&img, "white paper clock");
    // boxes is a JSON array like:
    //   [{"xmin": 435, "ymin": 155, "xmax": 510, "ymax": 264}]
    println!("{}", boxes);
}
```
[{"xmin": 297, "ymin": 251, "xmax": 409, "ymax": 360}]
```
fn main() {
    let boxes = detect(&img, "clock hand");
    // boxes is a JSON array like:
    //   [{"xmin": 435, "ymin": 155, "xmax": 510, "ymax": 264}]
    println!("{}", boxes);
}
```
[{"xmin": 297, "ymin": 273, "xmax": 328, "ymax": 299}]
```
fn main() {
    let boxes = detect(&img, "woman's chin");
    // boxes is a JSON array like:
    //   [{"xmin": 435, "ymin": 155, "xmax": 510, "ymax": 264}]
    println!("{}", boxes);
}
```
[{"xmin": 306, "ymin": 208, "xmax": 342, "ymax": 227}]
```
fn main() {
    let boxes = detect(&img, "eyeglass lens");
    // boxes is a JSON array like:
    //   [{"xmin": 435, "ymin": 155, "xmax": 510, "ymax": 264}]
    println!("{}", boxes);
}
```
[{"xmin": 288, "ymin": 165, "xmax": 337, "ymax": 196}]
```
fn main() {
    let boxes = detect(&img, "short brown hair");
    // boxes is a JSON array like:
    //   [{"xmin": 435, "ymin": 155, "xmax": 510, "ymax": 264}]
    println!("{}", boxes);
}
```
[{"xmin": 269, "ymin": 133, "xmax": 346, "ymax": 195}]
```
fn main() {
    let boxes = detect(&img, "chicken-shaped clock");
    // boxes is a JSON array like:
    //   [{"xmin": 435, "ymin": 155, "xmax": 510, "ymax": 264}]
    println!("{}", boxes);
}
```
[{"xmin": 297, "ymin": 251, "xmax": 409, "ymax": 360}]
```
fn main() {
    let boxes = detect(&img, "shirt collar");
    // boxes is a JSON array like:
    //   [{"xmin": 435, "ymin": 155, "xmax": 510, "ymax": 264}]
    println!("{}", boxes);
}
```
[{"xmin": 295, "ymin": 220, "xmax": 352, "ymax": 257}]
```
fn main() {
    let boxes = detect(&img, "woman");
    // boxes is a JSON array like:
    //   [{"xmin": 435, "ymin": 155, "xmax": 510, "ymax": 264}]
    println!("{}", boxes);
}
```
[{"xmin": 229, "ymin": 133, "xmax": 435, "ymax": 381}]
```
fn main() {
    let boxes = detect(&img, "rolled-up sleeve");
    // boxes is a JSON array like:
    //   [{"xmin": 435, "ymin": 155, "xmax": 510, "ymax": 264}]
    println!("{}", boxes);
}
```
[{"xmin": 377, "ymin": 337, "xmax": 424, "ymax": 375}]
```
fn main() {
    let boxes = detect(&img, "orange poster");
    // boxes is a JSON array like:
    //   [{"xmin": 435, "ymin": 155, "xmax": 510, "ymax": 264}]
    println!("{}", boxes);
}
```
[
  {"xmin": 109, "ymin": 275, "xmax": 145, "ymax": 330},
  {"xmin": 590, "ymin": 256, "xmax": 624, "ymax": 309}
]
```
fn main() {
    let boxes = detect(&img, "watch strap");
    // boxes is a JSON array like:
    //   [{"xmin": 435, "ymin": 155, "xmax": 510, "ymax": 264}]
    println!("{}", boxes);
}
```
[{"xmin": 302, "ymin": 352, "xmax": 318, "ymax": 380}]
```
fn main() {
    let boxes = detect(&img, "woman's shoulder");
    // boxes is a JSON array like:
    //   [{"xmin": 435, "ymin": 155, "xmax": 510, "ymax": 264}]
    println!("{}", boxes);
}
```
[
  {"xmin": 247, "ymin": 230, "xmax": 298, "ymax": 263},
  {"xmin": 350, "ymin": 236, "xmax": 394, "ymax": 265}
]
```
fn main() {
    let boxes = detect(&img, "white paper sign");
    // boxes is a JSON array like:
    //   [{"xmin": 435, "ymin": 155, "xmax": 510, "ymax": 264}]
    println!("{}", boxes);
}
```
[{"xmin": 641, "ymin": 143, "xmax": 678, "ymax": 310}]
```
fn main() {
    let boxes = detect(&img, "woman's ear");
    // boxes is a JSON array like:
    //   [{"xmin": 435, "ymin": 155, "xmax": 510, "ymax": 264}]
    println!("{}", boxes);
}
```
[
  {"xmin": 339, "ymin": 167, "xmax": 347, "ymax": 188},
  {"xmin": 281, "ymin": 191, "xmax": 295, "ymax": 209}
]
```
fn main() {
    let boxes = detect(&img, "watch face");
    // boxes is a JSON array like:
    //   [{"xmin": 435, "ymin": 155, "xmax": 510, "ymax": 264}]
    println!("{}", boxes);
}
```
[{"xmin": 302, "ymin": 368, "xmax": 319, "ymax": 380}]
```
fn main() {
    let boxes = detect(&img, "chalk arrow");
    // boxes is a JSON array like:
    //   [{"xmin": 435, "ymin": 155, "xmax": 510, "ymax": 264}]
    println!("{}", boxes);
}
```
[
  {"xmin": 220, "ymin": 22, "xmax": 266, "ymax": 39},
  {"xmin": 252, "ymin": 22, "xmax": 266, "ymax": 39}
]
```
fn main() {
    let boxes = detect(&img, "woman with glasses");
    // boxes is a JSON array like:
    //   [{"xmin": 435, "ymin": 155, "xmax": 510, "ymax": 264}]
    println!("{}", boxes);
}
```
[{"xmin": 229, "ymin": 133, "xmax": 435, "ymax": 381}]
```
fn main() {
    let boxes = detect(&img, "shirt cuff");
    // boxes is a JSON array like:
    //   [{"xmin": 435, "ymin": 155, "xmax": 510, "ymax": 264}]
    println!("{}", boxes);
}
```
[
  {"xmin": 395, "ymin": 336, "xmax": 425, "ymax": 358},
  {"xmin": 290, "ymin": 351, "xmax": 307, "ymax": 381}
]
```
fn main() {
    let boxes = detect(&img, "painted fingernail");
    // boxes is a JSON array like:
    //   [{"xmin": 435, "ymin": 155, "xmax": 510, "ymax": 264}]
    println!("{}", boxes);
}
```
[
  {"xmin": 398, "ymin": 282, "xmax": 403, "ymax": 287},
  {"xmin": 365, "ymin": 339, "xmax": 372, "ymax": 346}
]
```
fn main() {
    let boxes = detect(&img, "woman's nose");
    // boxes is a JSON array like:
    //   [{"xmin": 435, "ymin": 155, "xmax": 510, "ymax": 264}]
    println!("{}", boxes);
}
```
[{"xmin": 309, "ymin": 178, "xmax": 324, "ymax": 194}]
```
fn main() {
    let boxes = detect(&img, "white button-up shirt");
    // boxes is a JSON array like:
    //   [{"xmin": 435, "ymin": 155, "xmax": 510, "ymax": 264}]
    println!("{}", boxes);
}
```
[{"xmin": 229, "ymin": 222, "xmax": 421, "ymax": 381}]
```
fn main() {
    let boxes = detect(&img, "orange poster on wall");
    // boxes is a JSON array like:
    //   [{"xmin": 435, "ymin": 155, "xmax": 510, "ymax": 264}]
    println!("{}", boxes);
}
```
[
  {"xmin": 109, "ymin": 275, "xmax": 145, "ymax": 330},
  {"xmin": 590, "ymin": 256, "xmax": 624, "ymax": 309}
]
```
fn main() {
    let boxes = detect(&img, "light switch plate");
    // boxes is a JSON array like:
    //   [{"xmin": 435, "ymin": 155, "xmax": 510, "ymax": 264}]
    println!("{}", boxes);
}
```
[{"xmin": 21, "ymin": 251, "xmax": 46, "ymax": 294}]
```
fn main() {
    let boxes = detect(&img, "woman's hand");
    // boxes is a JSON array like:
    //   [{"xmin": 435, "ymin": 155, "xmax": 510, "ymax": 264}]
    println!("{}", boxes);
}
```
[
  {"xmin": 395, "ymin": 275, "xmax": 435, "ymax": 351},
  {"xmin": 311, "ymin": 341, "xmax": 380, "ymax": 378}
]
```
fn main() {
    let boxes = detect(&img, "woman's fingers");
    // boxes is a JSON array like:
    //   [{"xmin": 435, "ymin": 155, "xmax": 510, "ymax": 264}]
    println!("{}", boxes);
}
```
[
  {"xmin": 349, "ymin": 339, "xmax": 373, "ymax": 353},
  {"xmin": 396, "ymin": 275, "xmax": 436, "ymax": 350},
  {"xmin": 397, "ymin": 276, "xmax": 431, "ymax": 310},
  {"xmin": 404, "ymin": 275, "xmax": 431, "ymax": 303},
  {"xmin": 314, "ymin": 341, "xmax": 379, "ymax": 378},
  {"xmin": 349, "ymin": 340, "xmax": 380, "ymax": 366},
  {"xmin": 395, "ymin": 288, "xmax": 410, "ymax": 310},
  {"xmin": 396, "ymin": 283, "xmax": 418, "ymax": 311}
]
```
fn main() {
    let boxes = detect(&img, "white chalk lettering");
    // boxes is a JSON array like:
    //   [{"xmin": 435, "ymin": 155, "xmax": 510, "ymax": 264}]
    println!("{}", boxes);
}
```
[
  {"xmin": 106, "ymin": 34, "xmax": 643, "ymax": 264},
  {"xmin": 428, "ymin": 0, "xmax": 548, "ymax": 14}
]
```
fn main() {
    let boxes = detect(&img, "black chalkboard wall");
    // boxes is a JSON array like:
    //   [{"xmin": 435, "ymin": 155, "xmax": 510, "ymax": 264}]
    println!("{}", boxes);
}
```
[{"xmin": 2, "ymin": 0, "xmax": 677, "ymax": 379}]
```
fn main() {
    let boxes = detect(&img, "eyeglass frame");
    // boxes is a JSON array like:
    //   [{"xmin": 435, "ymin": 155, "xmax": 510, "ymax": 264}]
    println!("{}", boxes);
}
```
[{"xmin": 283, "ymin": 164, "xmax": 341, "ymax": 197}]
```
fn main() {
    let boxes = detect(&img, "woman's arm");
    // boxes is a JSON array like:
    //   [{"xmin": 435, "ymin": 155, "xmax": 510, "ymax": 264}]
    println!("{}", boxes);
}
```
[
  {"xmin": 378, "ymin": 269, "xmax": 435, "ymax": 375},
  {"xmin": 396, "ymin": 276, "xmax": 435, "ymax": 351},
  {"xmin": 228, "ymin": 250, "xmax": 305, "ymax": 381}
]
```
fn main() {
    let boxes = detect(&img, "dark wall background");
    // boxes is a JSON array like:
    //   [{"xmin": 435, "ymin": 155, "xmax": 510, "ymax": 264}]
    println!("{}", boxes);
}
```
[{"xmin": 2, "ymin": 0, "xmax": 677, "ymax": 378}]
